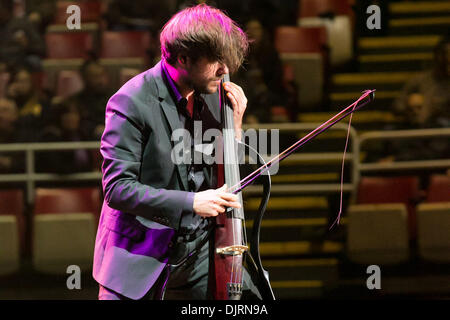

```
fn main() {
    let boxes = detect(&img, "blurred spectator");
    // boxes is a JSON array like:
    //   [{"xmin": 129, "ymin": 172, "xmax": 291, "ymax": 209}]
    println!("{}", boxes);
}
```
[
  {"xmin": 232, "ymin": 18, "xmax": 296, "ymax": 123},
  {"xmin": 0, "ymin": 0, "xmax": 45, "ymax": 71},
  {"xmin": 0, "ymin": 97, "xmax": 35, "ymax": 173},
  {"xmin": 37, "ymin": 98, "xmax": 93, "ymax": 174},
  {"xmin": 6, "ymin": 66, "xmax": 50, "ymax": 129},
  {"xmin": 69, "ymin": 59, "xmax": 113, "ymax": 140},
  {"xmin": 104, "ymin": 0, "xmax": 175, "ymax": 32},
  {"xmin": 394, "ymin": 38, "xmax": 450, "ymax": 129},
  {"xmin": 364, "ymin": 39, "xmax": 449, "ymax": 164},
  {"xmin": 25, "ymin": 0, "xmax": 56, "ymax": 34}
]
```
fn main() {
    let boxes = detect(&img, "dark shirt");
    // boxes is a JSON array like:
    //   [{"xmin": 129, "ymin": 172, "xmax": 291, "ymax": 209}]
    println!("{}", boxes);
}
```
[{"xmin": 161, "ymin": 60, "xmax": 212, "ymax": 235}]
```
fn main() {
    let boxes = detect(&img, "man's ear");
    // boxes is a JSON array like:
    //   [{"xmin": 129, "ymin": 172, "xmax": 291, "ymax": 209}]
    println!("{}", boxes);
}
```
[{"xmin": 177, "ymin": 55, "xmax": 187, "ymax": 67}]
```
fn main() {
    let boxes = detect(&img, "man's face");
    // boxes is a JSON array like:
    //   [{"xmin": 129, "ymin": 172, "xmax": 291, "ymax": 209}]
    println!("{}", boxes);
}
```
[
  {"xmin": 184, "ymin": 57, "xmax": 229, "ymax": 94},
  {"xmin": 0, "ymin": 98, "xmax": 18, "ymax": 130},
  {"xmin": 12, "ymin": 70, "xmax": 33, "ymax": 98},
  {"xmin": 83, "ymin": 63, "xmax": 108, "ymax": 92}
]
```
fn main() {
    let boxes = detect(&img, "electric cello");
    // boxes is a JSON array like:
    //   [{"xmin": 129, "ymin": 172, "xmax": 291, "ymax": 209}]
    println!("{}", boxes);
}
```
[{"xmin": 210, "ymin": 74, "xmax": 375, "ymax": 300}]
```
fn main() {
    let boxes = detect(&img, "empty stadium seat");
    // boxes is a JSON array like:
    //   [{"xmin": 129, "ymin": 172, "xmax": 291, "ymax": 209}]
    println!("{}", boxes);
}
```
[
  {"xmin": 347, "ymin": 203, "xmax": 409, "ymax": 265},
  {"xmin": 0, "ymin": 216, "xmax": 20, "ymax": 275},
  {"xmin": 33, "ymin": 213, "xmax": 96, "ymax": 274},
  {"xmin": 55, "ymin": 70, "xmax": 84, "ymax": 98},
  {"xmin": 299, "ymin": 16, "xmax": 353, "ymax": 66},
  {"xmin": 45, "ymin": 32, "xmax": 94, "ymax": 59},
  {"xmin": 0, "ymin": 189, "xmax": 24, "ymax": 275},
  {"xmin": 275, "ymin": 26, "xmax": 328, "ymax": 54},
  {"xmin": 100, "ymin": 31, "xmax": 151, "ymax": 59},
  {"xmin": 52, "ymin": 1, "xmax": 102, "ymax": 25},
  {"xmin": 32, "ymin": 187, "xmax": 101, "ymax": 274},
  {"xmin": 275, "ymin": 26, "xmax": 328, "ymax": 109},
  {"xmin": 426, "ymin": 175, "xmax": 450, "ymax": 203},
  {"xmin": 417, "ymin": 202, "xmax": 450, "ymax": 263},
  {"xmin": 297, "ymin": 0, "xmax": 354, "ymax": 65},
  {"xmin": 34, "ymin": 187, "xmax": 100, "ymax": 217},
  {"xmin": 357, "ymin": 176, "xmax": 421, "ymax": 239}
]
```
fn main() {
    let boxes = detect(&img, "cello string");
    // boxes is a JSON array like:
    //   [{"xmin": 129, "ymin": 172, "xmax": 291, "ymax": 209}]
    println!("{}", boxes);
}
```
[
  {"xmin": 222, "ymin": 83, "xmax": 238, "ymax": 286},
  {"xmin": 329, "ymin": 101, "xmax": 356, "ymax": 229}
]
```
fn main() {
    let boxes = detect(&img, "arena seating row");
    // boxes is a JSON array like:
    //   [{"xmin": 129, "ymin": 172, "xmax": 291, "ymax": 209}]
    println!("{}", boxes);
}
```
[
  {"xmin": 36, "ymin": 0, "xmax": 354, "ymax": 108},
  {"xmin": 0, "ymin": 187, "xmax": 101, "ymax": 275},
  {"xmin": 2, "ymin": 173, "xmax": 447, "ymax": 276},
  {"xmin": 347, "ymin": 175, "xmax": 450, "ymax": 266}
]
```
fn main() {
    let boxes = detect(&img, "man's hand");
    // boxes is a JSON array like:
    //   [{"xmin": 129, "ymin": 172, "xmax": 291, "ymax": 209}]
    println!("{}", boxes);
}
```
[
  {"xmin": 193, "ymin": 184, "xmax": 241, "ymax": 218},
  {"xmin": 223, "ymin": 82, "xmax": 247, "ymax": 140}
]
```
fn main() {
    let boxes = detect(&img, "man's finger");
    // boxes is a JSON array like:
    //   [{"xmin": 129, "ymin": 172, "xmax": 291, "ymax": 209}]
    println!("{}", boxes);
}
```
[
  {"xmin": 219, "ymin": 191, "xmax": 238, "ymax": 202},
  {"xmin": 212, "ymin": 203, "xmax": 226, "ymax": 214}
]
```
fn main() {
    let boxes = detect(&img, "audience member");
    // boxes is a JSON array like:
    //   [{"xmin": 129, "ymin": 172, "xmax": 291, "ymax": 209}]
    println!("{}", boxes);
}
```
[
  {"xmin": 0, "ymin": 0, "xmax": 45, "ymax": 71},
  {"xmin": 37, "ymin": 98, "xmax": 93, "ymax": 174},
  {"xmin": 233, "ymin": 18, "xmax": 297, "ymax": 123},
  {"xmin": 69, "ymin": 60, "xmax": 113, "ymax": 140},
  {"xmin": 25, "ymin": 0, "xmax": 56, "ymax": 34},
  {"xmin": 0, "ymin": 97, "xmax": 35, "ymax": 173},
  {"xmin": 394, "ymin": 38, "xmax": 450, "ymax": 129},
  {"xmin": 366, "ymin": 39, "xmax": 450, "ymax": 164},
  {"xmin": 6, "ymin": 66, "xmax": 50, "ymax": 129}
]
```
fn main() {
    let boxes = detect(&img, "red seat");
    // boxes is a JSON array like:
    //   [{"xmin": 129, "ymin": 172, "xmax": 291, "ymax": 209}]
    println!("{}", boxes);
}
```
[
  {"xmin": 299, "ymin": 0, "xmax": 352, "ymax": 18},
  {"xmin": 55, "ymin": 70, "xmax": 84, "ymax": 97},
  {"xmin": 53, "ymin": 1, "xmax": 102, "ymax": 25},
  {"xmin": 274, "ymin": 26, "xmax": 328, "ymax": 54},
  {"xmin": 0, "ymin": 189, "xmax": 25, "ymax": 254},
  {"xmin": 357, "ymin": 176, "xmax": 421, "ymax": 239},
  {"xmin": 32, "ymin": 187, "xmax": 101, "ymax": 273},
  {"xmin": 45, "ymin": 32, "xmax": 94, "ymax": 59},
  {"xmin": 34, "ymin": 187, "xmax": 101, "ymax": 220},
  {"xmin": 100, "ymin": 31, "xmax": 151, "ymax": 59},
  {"xmin": 426, "ymin": 175, "xmax": 450, "ymax": 203}
]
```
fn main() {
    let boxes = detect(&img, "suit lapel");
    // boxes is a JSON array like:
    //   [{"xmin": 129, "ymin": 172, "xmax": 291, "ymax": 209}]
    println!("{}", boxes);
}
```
[{"xmin": 152, "ymin": 62, "xmax": 189, "ymax": 191}]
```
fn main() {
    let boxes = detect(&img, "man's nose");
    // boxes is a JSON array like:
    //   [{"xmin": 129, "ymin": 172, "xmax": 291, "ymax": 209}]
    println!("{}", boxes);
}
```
[{"xmin": 217, "ymin": 63, "xmax": 229, "ymax": 76}]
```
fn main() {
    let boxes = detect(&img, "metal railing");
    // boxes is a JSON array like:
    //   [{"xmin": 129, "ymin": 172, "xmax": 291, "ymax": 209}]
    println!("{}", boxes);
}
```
[
  {"xmin": 241, "ymin": 122, "xmax": 360, "ymax": 198},
  {"xmin": 0, "ymin": 123, "xmax": 360, "ymax": 204},
  {"xmin": 0, "ymin": 141, "xmax": 101, "ymax": 204},
  {"xmin": 0, "ymin": 125, "xmax": 449, "ymax": 206},
  {"xmin": 358, "ymin": 128, "xmax": 450, "ymax": 172}
]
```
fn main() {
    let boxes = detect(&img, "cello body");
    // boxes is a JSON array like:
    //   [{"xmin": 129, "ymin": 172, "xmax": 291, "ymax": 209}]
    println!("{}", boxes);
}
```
[{"xmin": 210, "ymin": 74, "xmax": 274, "ymax": 300}]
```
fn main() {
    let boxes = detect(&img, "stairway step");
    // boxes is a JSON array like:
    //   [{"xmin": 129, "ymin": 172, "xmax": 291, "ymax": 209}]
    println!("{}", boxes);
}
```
[
  {"xmin": 358, "ymin": 52, "xmax": 434, "ymax": 72},
  {"xmin": 390, "ymin": 1, "xmax": 450, "ymax": 15},
  {"xmin": 246, "ymin": 217, "xmax": 331, "ymax": 228},
  {"xmin": 259, "ymin": 240, "xmax": 343, "ymax": 256},
  {"xmin": 389, "ymin": 16, "xmax": 450, "ymax": 35},
  {"xmin": 333, "ymin": 71, "xmax": 419, "ymax": 85},
  {"xmin": 359, "ymin": 52, "xmax": 433, "ymax": 63},
  {"xmin": 330, "ymin": 93, "xmax": 397, "ymax": 107},
  {"xmin": 358, "ymin": 35, "xmax": 442, "ymax": 50},
  {"xmin": 245, "ymin": 196, "xmax": 328, "ymax": 211}
]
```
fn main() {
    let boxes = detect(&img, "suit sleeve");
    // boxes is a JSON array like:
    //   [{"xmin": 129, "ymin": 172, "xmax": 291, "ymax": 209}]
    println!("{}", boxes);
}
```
[{"xmin": 101, "ymin": 92, "xmax": 194, "ymax": 230}]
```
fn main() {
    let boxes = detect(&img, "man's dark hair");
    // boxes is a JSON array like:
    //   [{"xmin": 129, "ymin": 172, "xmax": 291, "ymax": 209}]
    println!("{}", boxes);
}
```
[{"xmin": 160, "ymin": 4, "xmax": 248, "ymax": 73}]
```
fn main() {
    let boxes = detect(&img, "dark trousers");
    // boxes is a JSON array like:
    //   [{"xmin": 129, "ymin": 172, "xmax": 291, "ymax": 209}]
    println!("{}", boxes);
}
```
[{"xmin": 98, "ymin": 230, "xmax": 261, "ymax": 300}]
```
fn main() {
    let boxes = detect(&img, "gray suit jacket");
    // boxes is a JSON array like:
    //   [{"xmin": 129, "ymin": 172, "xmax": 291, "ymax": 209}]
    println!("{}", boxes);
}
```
[{"xmin": 92, "ymin": 61, "xmax": 221, "ymax": 299}]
